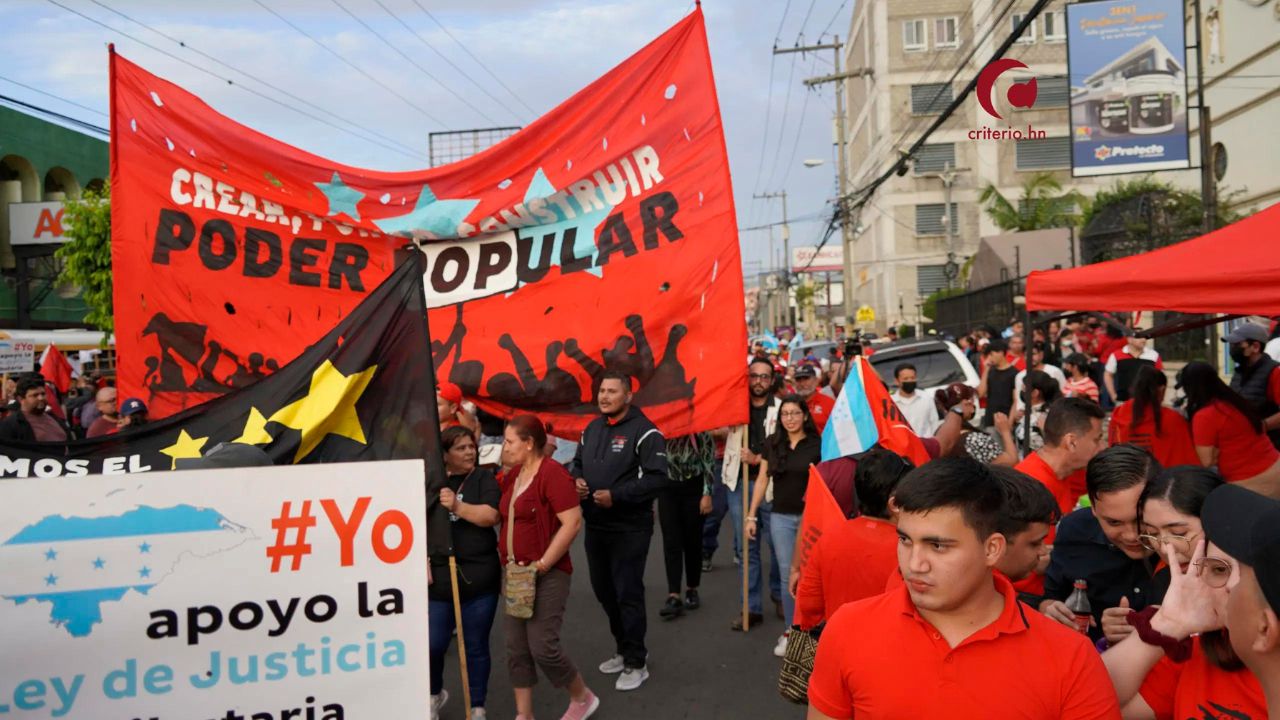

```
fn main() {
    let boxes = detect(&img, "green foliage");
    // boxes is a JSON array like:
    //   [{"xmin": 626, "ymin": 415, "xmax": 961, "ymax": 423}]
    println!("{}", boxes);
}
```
[
  {"xmin": 55, "ymin": 185, "xmax": 113, "ymax": 341},
  {"xmin": 1078, "ymin": 174, "xmax": 1241, "ymax": 237},
  {"xmin": 922, "ymin": 287, "xmax": 965, "ymax": 321},
  {"xmin": 979, "ymin": 172, "xmax": 1085, "ymax": 231}
]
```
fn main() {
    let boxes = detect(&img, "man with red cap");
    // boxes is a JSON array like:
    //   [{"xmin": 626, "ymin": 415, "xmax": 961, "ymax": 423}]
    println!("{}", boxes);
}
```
[{"xmin": 436, "ymin": 382, "xmax": 478, "ymax": 434}]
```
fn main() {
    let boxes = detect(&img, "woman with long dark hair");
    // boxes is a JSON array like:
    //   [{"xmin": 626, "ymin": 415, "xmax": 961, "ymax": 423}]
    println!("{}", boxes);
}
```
[
  {"xmin": 1181, "ymin": 361, "xmax": 1280, "ymax": 486},
  {"xmin": 1014, "ymin": 369, "xmax": 1061, "ymax": 453},
  {"xmin": 745, "ymin": 394, "xmax": 821, "ymax": 659},
  {"xmin": 1109, "ymin": 365, "xmax": 1198, "ymax": 467},
  {"xmin": 431, "ymin": 426, "xmax": 503, "ymax": 719},
  {"xmin": 657, "ymin": 431, "xmax": 715, "ymax": 619},
  {"xmin": 1103, "ymin": 466, "xmax": 1266, "ymax": 719}
]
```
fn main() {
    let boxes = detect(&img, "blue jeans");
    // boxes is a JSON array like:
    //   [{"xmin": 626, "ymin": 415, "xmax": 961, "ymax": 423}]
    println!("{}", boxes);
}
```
[
  {"xmin": 702, "ymin": 463, "xmax": 734, "ymax": 559},
  {"xmin": 728, "ymin": 476, "xmax": 780, "ymax": 614},
  {"xmin": 429, "ymin": 593, "xmax": 499, "ymax": 707},
  {"xmin": 769, "ymin": 512, "xmax": 801, "ymax": 628}
]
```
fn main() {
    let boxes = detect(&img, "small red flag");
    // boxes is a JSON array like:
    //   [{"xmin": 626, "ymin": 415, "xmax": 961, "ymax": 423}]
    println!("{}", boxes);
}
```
[
  {"xmin": 857, "ymin": 357, "xmax": 933, "ymax": 467},
  {"xmin": 792, "ymin": 465, "xmax": 846, "ymax": 629},
  {"xmin": 39, "ymin": 343, "xmax": 74, "ymax": 395}
]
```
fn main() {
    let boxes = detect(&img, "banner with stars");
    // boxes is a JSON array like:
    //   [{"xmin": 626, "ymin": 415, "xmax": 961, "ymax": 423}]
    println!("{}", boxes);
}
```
[
  {"xmin": 109, "ymin": 6, "xmax": 748, "ymax": 436},
  {"xmin": 0, "ymin": 252, "xmax": 451, "ymax": 555}
]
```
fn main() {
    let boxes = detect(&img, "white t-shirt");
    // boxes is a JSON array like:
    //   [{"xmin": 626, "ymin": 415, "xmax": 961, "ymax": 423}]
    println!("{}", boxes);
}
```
[
  {"xmin": 1104, "ymin": 345, "xmax": 1161, "ymax": 374},
  {"xmin": 1012, "ymin": 364, "xmax": 1068, "ymax": 413},
  {"xmin": 1265, "ymin": 337, "xmax": 1280, "ymax": 363},
  {"xmin": 892, "ymin": 391, "xmax": 941, "ymax": 437}
]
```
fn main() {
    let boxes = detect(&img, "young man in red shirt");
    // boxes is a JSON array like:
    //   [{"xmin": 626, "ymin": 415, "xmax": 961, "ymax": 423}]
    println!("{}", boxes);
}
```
[
  {"xmin": 1016, "ymin": 397, "xmax": 1107, "ymax": 515},
  {"xmin": 991, "ymin": 467, "xmax": 1060, "ymax": 590},
  {"xmin": 807, "ymin": 457, "xmax": 1120, "ymax": 719}
]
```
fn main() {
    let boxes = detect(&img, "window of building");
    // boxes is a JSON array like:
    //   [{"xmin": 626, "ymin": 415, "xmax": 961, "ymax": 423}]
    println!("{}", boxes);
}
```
[
  {"xmin": 1043, "ymin": 10, "xmax": 1066, "ymax": 42},
  {"xmin": 914, "ymin": 143, "xmax": 957, "ymax": 174},
  {"xmin": 1015, "ymin": 137, "xmax": 1071, "ymax": 171},
  {"xmin": 915, "ymin": 203, "xmax": 959, "ymax": 236},
  {"xmin": 917, "ymin": 265, "xmax": 949, "ymax": 296},
  {"xmin": 934, "ymin": 17, "xmax": 959, "ymax": 48},
  {"xmin": 911, "ymin": 83, "xmax": 953, "ymax": 115},
  {"xmin": 1033, "ymin": 76, "xmax": 1069, "ymax": 108},
  {"xmin": 1011, "ymin": 13, "xmax": 1036, "ymax": 44},
  {"xmin": 1017, "ymin": 196, "xmax": 1078, "ymax": 225},
  {"xmin": 903, "ymin": 19, "xmax": 927, "ymax": 52}
]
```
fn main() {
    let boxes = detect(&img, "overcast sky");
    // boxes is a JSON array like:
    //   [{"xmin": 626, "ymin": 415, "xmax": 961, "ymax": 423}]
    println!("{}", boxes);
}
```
[{"xmin": 1, "ymin": 0, "xmax": 851, "ymax": 277}]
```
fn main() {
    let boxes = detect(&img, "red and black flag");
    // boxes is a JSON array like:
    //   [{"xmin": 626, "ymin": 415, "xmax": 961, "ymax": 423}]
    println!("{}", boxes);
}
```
[{"xmin": 0, "ymin": 251, "xmax": 452, "ymax": 554}]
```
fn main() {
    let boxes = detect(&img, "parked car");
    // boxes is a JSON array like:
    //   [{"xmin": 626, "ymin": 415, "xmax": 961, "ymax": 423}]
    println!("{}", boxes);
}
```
[
  {"xmin": 789, "ymin": 340, "xmax": 838, "ymax": 367},
  {"xmin": 865, "ymin": 338, "xmax": 980, "ymax": 414}
]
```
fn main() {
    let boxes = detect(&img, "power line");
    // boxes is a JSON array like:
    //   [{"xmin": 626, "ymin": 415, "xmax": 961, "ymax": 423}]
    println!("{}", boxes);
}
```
[
  {"xmin": 763, "ymin": 52, "xmax": 800, "ymax": 191},
  {"xmin": 329, "ymin": 0, "xmax": 500, "ymax": 126},
  {"xmin": 250, "ymin": 0, "xmax": 447, "ymax": 131},
  {"xmin": 797, "ymin": 0, "xmax": 820, "ymax": 41},
  {"xmin": 43, "ymin": 0, "xmax": 425, "ymax": 160},
  {"xmin": 408, "ymin": 0, "xmax": 538, "ymax": 117},
  {"xmin": 83, "ymin": 0, "xmax": 423, "ymax": 156},
  {"xmin": 0, "ymin": 75, "xmax": 107, "ymax": 118},
  {"xmin": 369, "ymin": 0, "xmax": 525, "ymax": 124},
  {"xmin": 0, "ymin": 93, "xmax": 108, "ymax": 136},
  {"xmin": 819, "ymin": 0, "xmax": 849, "ymax": 40}
]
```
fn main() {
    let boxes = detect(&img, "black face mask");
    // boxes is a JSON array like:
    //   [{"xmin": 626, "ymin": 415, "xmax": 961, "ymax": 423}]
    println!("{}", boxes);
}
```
[
  {"xmin": 1230, "ymin": 346, "xmax": 1249, "ymax": 365},
  {"xmin": 901, "ymin": 381, "xmax": 917, "ymax": 394}
]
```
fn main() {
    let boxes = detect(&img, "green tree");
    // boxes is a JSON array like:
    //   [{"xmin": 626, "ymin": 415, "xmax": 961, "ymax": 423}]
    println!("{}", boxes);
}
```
[
  {"xmin": 979, "ymin": 172, "xmax": 1084, "ymax": 231},
  {"xmin": 55, "ymin": 184, "xmax": 113, "ymax": 340}
]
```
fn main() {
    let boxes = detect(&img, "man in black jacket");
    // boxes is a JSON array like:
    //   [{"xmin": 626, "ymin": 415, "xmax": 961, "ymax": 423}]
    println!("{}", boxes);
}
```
[{"xmin": 570, "ymin": 370, "xmax": 668, "ymax": 692}]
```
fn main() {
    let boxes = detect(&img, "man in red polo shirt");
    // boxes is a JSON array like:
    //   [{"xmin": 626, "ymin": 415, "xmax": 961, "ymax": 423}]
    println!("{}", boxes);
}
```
[
  {"xmin": 1016, "ymin": 397, "xmax": 1107, "ymax": 516},
  {"xmin": 807, "ymin": 458, "xmax": 1121, "ymax": 719}
]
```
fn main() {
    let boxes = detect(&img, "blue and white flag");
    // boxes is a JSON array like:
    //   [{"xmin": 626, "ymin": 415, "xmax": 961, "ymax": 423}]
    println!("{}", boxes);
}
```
[{"xmin": 821, "ymin": 360, "xmax": 879, "ymax": 461}]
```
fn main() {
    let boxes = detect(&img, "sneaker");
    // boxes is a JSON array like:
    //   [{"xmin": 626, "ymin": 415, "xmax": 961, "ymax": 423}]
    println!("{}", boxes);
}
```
[
  {"xmin": 429, "ymin": 690, "xmax": 448, "ymax": 716},
  {"xmin": 773, "ymin": 632, "xmax": 790, "ymax": 658},
  {"xmin": 615, "ymin": 665, "xmax": 650, "ymax": 691},
  {"xmin": 471, "ymin": 709, "xmax": 487, "ymax": 720},
  {"xmin": 684, "ymin": 589, "xmax": 701, "ymax": 610},
  {"xmin": 701, "ymin": 553, "xmax": 713, "ymax": 572},
  {"xmin": 559, "ymin": 690, "xmax": 600, "ymax": 720},
  {"xmin": 598, "ymin": 654, "xmax": 625, "ymax": 675},
  {"xmin": 658, "ymin": 595, "xmax": 684, "ymax": 619}
]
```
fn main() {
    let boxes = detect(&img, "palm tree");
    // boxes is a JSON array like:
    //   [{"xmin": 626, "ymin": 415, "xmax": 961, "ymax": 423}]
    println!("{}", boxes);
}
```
[{"xmin": 979, "ymin": 172, "xmax": 1085, "ymax": 231}]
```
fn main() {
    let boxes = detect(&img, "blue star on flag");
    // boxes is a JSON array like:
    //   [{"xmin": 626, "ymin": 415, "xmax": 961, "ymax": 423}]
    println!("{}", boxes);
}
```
[
  {"xmin": 44, "ymin": 548, "xmax": 57, "ymax": 560},
  {"xmin": 44, "ymin": 573, "xmax": 57, "ymax": 586},
  {"xmin": 514, "ymin": 167, "xmax": 615, "ymax": 281},
  {"xmin": 92, "ymin": 557, "xmax": 105, "ymax": 569},
  {"xmin": 138, "ymin": 542, "xmax": 151, "ymax": 554},
  {"xmin": 315, "ymin": 172, "xmax": 365, "ymax": 221},
  {"xmin": 374, "ymin": 182, "xmax": 480, "ymax": 239},
  {"xmin": 138, "ymin": 566, "xmax": 151, "ymax": 579}
]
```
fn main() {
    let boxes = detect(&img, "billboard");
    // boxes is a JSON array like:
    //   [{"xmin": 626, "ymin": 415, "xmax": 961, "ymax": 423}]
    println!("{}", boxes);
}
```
[
  {"xmin": 792, "ymin": 245, "xmax": 844, "ymax": 273},
  {"xmin": 8, "ymin": 201, "xmax": 71, "ymax": 245},
  {"xmin": 1067, "ymin": 0, "xmax": 1190, "ymax": 177}
]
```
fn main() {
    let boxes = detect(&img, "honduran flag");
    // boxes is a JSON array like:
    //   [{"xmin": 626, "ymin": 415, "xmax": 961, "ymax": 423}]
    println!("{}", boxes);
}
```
[{"xmin": 821, "ymin": 356, "xmax": 932, "ymax": 466}]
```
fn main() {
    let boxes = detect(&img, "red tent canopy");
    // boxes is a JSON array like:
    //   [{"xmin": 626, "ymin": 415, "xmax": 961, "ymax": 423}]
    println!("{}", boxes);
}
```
[{"xmin": 1027, "ymin": 202, "xmax": 1280, "ymax": 314}]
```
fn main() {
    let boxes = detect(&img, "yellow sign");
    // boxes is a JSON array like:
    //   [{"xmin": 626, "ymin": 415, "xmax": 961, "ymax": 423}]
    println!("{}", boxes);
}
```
[{"xmin": 855, "ymin": 304, "xmax": 876, "ymax": 324}]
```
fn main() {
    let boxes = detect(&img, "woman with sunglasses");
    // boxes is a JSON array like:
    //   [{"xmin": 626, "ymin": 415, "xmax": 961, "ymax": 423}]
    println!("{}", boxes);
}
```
[
  {"xmin": 1102, "ymin": 466, "xmax": 1266, "ymax": 720},
  {"xmin": 746, "ymin": 394, "xmax": 822, "ymax": 659}
]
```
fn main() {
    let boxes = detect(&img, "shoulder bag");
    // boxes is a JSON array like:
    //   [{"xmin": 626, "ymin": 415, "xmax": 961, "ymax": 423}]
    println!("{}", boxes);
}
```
[{"xmin": 503, "ymin": 470, "xmax": 538, "ymax": 619}]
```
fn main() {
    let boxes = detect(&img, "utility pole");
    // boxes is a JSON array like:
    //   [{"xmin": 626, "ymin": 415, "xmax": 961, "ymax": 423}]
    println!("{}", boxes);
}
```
[
  {"xmin": 755, "ymin": 190, "xmax": 790, "ymax": 327},
  {"xmin": 921, "ymin": 162, "xmax": 968, "ymax": 289},
  {"xmin": 775, "ymin": 39, "xmax": 872, "ymax": 330},
  {"xmin": 1191, "ymin": 0, "xmax": 1216, "ymax": 236}
]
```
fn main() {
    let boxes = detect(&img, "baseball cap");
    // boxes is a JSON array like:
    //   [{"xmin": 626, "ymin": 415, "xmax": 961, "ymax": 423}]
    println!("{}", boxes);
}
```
[
  {"xmin": 120, "ymin": 397, "xmax": 147, "ymax": 416},
  {"xmin": 1222, "ymin": 323, "xmax": 1268, "ymax": 345},
  {"xmin": 437, "ymin": 382, "xmax": 463, "ymax": 405},
  {"xmin": 794, "ymin": 365, "xmax": 817, "ymax": 379},
  {"xmin": 1202, "ymin": 483, "xmax": 1280, "ymax": 609}
]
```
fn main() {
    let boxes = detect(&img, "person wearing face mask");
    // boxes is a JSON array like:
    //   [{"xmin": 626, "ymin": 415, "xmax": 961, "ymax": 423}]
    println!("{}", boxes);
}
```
[
  {"xmin": 430, "ymin": 427, "xmax": 502, "ymax": 719},
  {"xmin": 890, "ymin": 363, "xmax": 940, "ymax": 437},
  {"xmin": 1103, "ymin": 466, "xmax": 1266, "ymax": 720},
  {"xmin": 1223, "ymin": 323, "xmax": 1280, "ymax": 450}
]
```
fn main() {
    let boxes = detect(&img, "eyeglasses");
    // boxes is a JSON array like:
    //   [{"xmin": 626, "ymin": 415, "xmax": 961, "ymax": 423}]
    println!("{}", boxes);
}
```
[
  {"xmin": 1138, "ymin": 531, "xmax": 1201, "ymax": 556},
  {"xmin": 779, "ymin": 411, "xmax": 805, "ymax": 418},
  {"xmin": 1192, "ymin": 557, "xmax": 1234, "ymax": 588},
  {"xmin": 749, "ymin": 373, "xmax": 773, "ymax": 381}
]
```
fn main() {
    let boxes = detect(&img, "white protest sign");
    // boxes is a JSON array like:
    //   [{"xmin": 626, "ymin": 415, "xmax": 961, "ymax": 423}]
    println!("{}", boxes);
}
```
[
  {"xmin": 0, "ymin": 460, "xmax": 429, "ymax": 720},
  {"xmin": 0, "ymin": 340, "xmax": 35, "ymax": 374}
]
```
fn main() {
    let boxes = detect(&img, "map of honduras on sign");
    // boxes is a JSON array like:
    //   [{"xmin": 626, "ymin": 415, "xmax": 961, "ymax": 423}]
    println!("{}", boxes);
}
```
[{"xmin": 0, "ymin": 505, "xmax": 251, "ymax": 637}]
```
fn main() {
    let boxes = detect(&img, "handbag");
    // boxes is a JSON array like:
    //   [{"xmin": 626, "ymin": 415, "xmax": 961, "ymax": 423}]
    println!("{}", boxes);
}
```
[
  {"xmin": 503, "ymin": 473, "xmax": 538, "ymax": 619},
  {"xmin": 778, "ymin": 623, "xmax": 824, "ymax": 705}
]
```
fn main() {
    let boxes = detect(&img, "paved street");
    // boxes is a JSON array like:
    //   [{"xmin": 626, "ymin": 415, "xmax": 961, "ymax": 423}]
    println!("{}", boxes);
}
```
[{"xmin": 438, "ymin": 520, "xmax": 798, "ymax": 719}]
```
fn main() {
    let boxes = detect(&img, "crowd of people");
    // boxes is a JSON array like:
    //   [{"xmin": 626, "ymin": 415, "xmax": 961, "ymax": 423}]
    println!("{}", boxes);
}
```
[
  {"xmin": 422, "ymin": 315, "xmax": 1280, "ymax": 718},
  {"xmin": 0, "ymin": 368, "xmax": 148, "ymax": 442}
]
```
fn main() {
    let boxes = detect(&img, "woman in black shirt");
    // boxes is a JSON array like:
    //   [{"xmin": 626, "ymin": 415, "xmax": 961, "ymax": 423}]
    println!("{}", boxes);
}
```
[
  {"xmin": 431, "ymin": 426, "xmax": 502, "ymax": 717},
  {"xmin": 746, "ymin": 394, "xmax": 822, "ymax": 658}
]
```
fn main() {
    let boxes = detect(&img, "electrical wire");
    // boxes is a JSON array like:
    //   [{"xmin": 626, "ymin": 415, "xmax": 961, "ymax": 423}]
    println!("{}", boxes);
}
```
[
  {"xmin": 83, "ymin": 0, "xmax": 424, "ymax": 156},
  {"xmin": 328, "ymin": 0, "xmax": 500, "ymax": 126},
  {"xmin": 407, "ymin": 0, "xmax": 538, "ymax": 117},
  {"xmin": 369, "ymin": 0, "xmax": 525, "ymax": 124},
  {"xmin": 819, "ymin": 0, "xmax": 849, "ymax": 41},
  {"xmin": 43, "ymin": 0, "xmax": 425, "ymax": 160},
  {"xmin": 0, "ymin": 75, "xmax": 108, "ymax": 118},
  {"xmin": 0, "ymin": 93, "xmax": 109, "ymax": 135}
]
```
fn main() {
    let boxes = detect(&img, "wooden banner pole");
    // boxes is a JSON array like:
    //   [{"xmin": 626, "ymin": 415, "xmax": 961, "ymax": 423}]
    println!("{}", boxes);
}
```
[
  {"xmin": 448, "ymin": 556, "xmax": 472, "ymax": 718},
  {"xmin": 741, "ymin": 432, "xmax": 751, "ymax": 632}
]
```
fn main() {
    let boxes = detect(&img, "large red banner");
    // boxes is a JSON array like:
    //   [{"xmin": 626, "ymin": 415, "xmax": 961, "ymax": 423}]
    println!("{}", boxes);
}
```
[{"xmin": 110, "ymin": 8, "xmax": 747, "ymax": 436}]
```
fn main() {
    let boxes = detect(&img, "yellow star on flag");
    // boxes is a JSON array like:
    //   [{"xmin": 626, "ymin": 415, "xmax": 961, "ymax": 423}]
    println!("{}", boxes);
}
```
[
  {"xmin": 268, "ymin": 360, "xmax": 377, "ymax": 463},
  {"xmin": 234, "ymin": 407, "xmax": 272, "ymax": 446},
  {"xmin": 160, "ymin": 429, "xmax": 209, "ymax": 470}
]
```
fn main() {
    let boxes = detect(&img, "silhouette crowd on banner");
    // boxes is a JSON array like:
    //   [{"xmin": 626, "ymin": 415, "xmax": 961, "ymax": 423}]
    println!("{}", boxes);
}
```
[{"xmin": 141, "ymin": 313, "xmax": 282, "ymax": 399}]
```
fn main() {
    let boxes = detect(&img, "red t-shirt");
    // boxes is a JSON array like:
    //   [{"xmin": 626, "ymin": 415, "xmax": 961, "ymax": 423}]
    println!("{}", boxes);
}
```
[
  {"xmin": 1192, "ymin": 400, "xmax": 1280, "ymax": 482},
  {"xmin": 1007, "ymin": 352, "xmax": 1027, "ymax": 371},
  {"xmin": 795, "ymin": 515, "xmax": 898, "ymax": 628},
  {"xmin": 808, "ymin": 392, "xmax": 836, "ymax": 433},
  {"xmin": 1098, "ymin": 335, "xmax": 1128, "ymax": 364},
  {"xmin": 1016, "ymin": 452, "xmax": 1078, "ymax": 516},
  {"xmin": 498, "ymin": 460, "xmax": 580, "ymax": 573},
  {"xmin": 808, "ymin": 574, "xmax": 1122, "ymax": 719},
  {"xmin": 1109, "ymin": 402, "xmax": 1200, "ymax": 468},
  {"xmin": 1138, "ymin": 638, "xmax": 1267, "ymax": 720}
]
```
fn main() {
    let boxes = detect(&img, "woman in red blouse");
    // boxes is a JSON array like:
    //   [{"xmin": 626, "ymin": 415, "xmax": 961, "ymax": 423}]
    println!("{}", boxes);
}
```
[
  {"xmin": 1182, "ymin": 362, "xmax": 1280, "ymax": 489},
  {"xmin": 498, "ymin": 415, "xmax": 599, "ymax": 720},
  {"xmin": 1109, "ymin": 365, "xmax": 1198, "ymax": 467}
]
